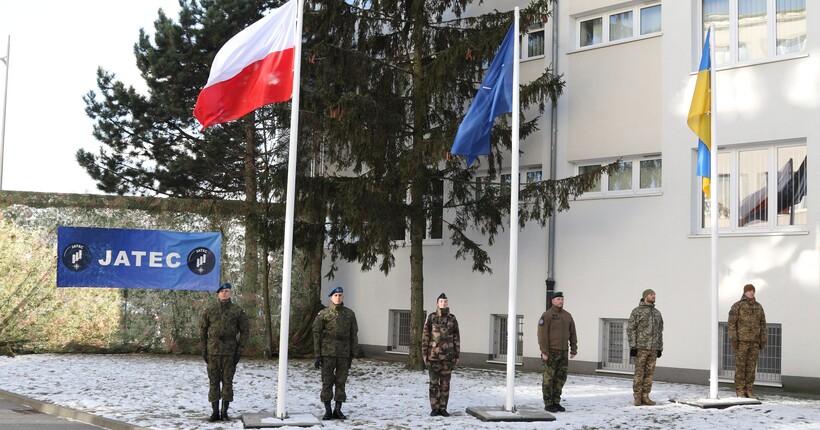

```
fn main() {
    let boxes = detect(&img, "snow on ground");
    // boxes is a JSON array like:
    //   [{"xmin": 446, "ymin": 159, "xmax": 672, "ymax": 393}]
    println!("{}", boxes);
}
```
[{"xmin": 1, "ymin": 353, "xmax": 819, "ymax": 429}]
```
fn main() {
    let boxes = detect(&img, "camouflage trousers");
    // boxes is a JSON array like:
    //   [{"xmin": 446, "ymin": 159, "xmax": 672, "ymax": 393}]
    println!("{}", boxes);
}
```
[
  {"xmin": 427, "ymin": 360, "xmax": 454, "ymax": 410},
  {"xmin": 207, "ymin": 354, "xmax": 238, "ymax": 402},
  {"xmin": 320, "ymin": 357, "xmax": 351, "ymax": 403},
  {"xmin": 542, "ymin": 349, "xmax": 569, "ymax": 406},
  {"xmin": 734, "ymin": 341, "xmax": 760, "ymax": 396},
  {"xmin": 633, "ymin": 349, "xmax": 657, "ymax": 395}
]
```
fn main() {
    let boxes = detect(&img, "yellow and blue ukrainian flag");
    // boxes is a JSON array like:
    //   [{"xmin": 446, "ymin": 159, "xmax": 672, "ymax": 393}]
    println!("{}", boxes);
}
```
[{"xmin": 687, "ymin": 28, "xmax": 712, "ymax": 197}]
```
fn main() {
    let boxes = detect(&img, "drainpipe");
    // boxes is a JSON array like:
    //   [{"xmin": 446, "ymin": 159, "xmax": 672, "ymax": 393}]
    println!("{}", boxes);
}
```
[{"xmin": 546, "ymin": 1, "xmax": 559, "ymax": 307}]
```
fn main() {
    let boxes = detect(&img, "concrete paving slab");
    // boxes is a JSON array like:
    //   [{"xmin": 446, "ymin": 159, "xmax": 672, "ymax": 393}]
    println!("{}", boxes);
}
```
[
  {"xmin": 466, "ymin": 405, "xmax": 556, "ymax": 422},
  {"xmin": 670, "ymin": 396, "xmax": 762, "ymax": 409},
  {"xmin": 0, "ymin": 388, "xmax": 145, "ymax": 430},
  {"xmin": 241, "ymin": 412, "xmax": 322, "ymax": 428}
]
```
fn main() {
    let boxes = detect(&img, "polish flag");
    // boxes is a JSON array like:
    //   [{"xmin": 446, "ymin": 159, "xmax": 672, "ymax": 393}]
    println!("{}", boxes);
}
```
[{"xmin": 194, "ymin": 0, "xmax": 297, "ymax": 129}]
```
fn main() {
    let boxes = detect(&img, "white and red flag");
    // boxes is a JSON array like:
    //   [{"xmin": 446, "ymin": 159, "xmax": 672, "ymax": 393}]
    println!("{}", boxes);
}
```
[{"xmin": 194, "ymin": 0, "xmax": 297, "ymax": 129}]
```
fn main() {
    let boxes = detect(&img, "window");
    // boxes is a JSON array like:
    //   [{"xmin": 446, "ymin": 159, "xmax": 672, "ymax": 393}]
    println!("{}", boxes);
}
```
[
  {"xmin": 699, "ymin": 143, "xmax": 806, "ymax": 232},
  {"xmin": 701, "ymin": 0, "xmax": 806, "ymax": 66},
  {"xmin": 601, "ymin": 319, "xmax": 634, "ymax": 371},
  {"xmin": 388, "ymin": 310, "xmax": 413, "ymax": 353},
  {"xmin": 578, "ymin": 2, "xmax": 662, "ymax": 48},
  {"xmin": 525, "ymin": 28, "xmax": 545, "ymax": 59},
  {"xmin": 577, "ymin": 156, "xmax": 662, "ymax": 197},
  {"xmin": 719, "ymin": 322, "xmax": 782, "ymax": 384},
  {"xmin": 492, "ymin": 314, "xmax": 523, "ymax": 363},
  {"xmin": 391, "ymin": 180, "xmax": 443, "ymax": 242}
]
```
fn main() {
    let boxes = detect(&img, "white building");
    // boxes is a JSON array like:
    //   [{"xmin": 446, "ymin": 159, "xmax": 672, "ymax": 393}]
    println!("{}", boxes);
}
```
[{"xmin": 325, "ymin": 1, "xmax": 817, "ymax": 393}]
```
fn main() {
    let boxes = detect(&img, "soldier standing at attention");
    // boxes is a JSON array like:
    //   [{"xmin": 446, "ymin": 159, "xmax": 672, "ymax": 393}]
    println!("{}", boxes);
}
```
[
  {"xmin": 537, "ymin": 291, "xmax": 577, "ymax": 413},
  {"xmin": 628, "ymin": 289, "xmax": 664, "ymax": 406},
  {"xmin": 422, "ymin": 293, "xmax": 461, "ymax": 417},
  {"xmin": 200, "ymin": 282, "xmax": 249, "ymax": 422},
  {"xmin": 728, "ymin": 283, "xmax": 767, "ymax": 398},
  {"xmin": 313, "ymin": 286, "xmax": 359, "ymax": 420}
]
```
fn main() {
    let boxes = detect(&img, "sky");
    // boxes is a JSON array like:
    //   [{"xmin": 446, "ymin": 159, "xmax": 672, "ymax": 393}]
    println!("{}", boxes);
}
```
[
  {"xmin": 0, "ymin": 0, "xmax": 182, "ymax": 194},
  {"xmin": 2, "ymin": 353, "xmax": 820, "ymax": 429}
]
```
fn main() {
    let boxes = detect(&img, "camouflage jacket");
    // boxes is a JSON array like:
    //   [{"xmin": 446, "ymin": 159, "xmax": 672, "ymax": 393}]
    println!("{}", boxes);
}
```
[
  {"xmin": 313, "ymin": 303, "xmax": 358, "ymax": 358},
  {"xmin": 537, "ymin": 307, "xmax": 578, "ymax": 355},
  {"xmin": 628, "ymin": 300, "xmax": 663, "ymax": 351},
  {"xmin": 422, "ymin": 308, "xmax": 460, "ymax": 362},
  {"xmin": 200, "ymin": 300, "xmax": 250, "ymax": 356},
  {"xmin": 728, "ymin": 296, "xmax": 767, "ymax": 344}
]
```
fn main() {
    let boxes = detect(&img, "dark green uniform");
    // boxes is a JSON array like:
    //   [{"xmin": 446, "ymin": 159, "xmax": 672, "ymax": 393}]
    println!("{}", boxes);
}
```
[
  {"xmin": 728, "ymin": 294, "xmax": 766, "ymax": 397},
  {"xmin": 422, "ymin": 308, "xmax": 460, "ymax": 412},
  {"xmin": 200, "ymin": 300, "xmax": 249, "ymax": 403},
  {"xmin": 313, "ymin": 302, "xmax": 358, "ymax": 403}
]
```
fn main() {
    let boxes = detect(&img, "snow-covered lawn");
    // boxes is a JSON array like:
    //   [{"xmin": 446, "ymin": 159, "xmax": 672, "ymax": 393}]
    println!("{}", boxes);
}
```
[{"xmin": 1, "ymin": 353, "xmax": 819, "ymax": 429}]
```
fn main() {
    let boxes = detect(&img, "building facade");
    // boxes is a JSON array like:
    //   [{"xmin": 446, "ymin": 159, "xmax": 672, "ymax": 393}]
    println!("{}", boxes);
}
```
[{"xmin": 324, "ymin": 0, "xmax": 818, "ymax": 393}]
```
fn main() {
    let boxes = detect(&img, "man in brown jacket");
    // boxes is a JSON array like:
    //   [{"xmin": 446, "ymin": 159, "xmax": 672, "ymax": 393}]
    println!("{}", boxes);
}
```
[
  {"xmin": 728, "ymin": 284, "xmax": 767, "ymax": 398},
  {"xmin": 537, "ymin": 291, "xmax": 577, "ymax": 413}
]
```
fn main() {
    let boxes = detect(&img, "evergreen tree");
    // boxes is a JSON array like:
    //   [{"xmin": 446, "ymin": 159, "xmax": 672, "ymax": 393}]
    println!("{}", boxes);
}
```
[{"xmin": 302, "ymin": 0, "xmax": 615, "ymax": 368}]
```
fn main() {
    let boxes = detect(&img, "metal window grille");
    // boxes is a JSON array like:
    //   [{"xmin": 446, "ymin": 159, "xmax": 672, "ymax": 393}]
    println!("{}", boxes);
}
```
[
  {"xmin": 601, "ymin": 319, "xmax": 634, "ymax": 371},
  {"xmin": 492, "ymin": 314, "xmax": 523, "ymax": 363},
  {"xmin": 390, "ymin": 310, "xmax": 412, "ymax": 353},
  {"xmin": 719, "ymin": 322, "xmax": 782, "ymax": 384}
]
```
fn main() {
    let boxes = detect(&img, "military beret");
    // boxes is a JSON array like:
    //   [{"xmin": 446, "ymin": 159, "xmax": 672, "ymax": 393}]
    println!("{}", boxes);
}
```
[
  {"xmin": 328, "ymin": 286, "xmax": 344, "ymax": 297},
  {"xmin": 438, "ymin": 293, "xmax": 447, "ymax": 300},
  {"xmin": 551, "ymin": 291, "xmax": 563, "ymax": 299},
  {"xmin": 217, "ymin": 282, "xmax": 232, "ymax": 293}
]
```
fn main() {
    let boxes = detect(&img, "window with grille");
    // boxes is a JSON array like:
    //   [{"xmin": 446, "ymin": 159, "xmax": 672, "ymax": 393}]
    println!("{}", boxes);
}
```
[
  {"xmin": 492, "ymin": 314, "xmax": 524, "ymax": 363},
  {"xmin": 601, "ymin": 318, "xmax": 635, "ymax": 371},
  {"xmin": 719, "ymin": 322, "xmax": 782, "ymax": 384},
  {"xmin": 389, "ymin": 310, "xmax": 413, "ymax": 353}
]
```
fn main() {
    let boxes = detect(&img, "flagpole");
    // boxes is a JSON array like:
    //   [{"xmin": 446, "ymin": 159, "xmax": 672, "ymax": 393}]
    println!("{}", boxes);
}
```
[
  {"xmin": 504, "ymin": 7, "xmax": 520, "ymax": 413},
  {"xmin": 276, "ymin": 0, "xmax": 304, "ymax": 418},
  {"xmin": 0, "ymin": 35, "xmax": 9, "ymax": 190},
  {"xmin": 708, "ymin": 23, "xmax": 719, "ymax": 400}
]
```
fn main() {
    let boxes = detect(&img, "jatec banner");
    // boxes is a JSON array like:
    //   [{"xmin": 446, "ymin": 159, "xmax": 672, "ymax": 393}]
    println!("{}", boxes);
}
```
[{"xmin": 57, "ymin": 226, "xmax": 221, "ymax": 291}]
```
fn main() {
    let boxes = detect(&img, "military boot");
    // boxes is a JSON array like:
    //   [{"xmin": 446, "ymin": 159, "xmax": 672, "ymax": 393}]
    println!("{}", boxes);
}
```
[
  {"xmin": 220, "ymin": 400, "xmax": 230, "ymax": 420},
  {"xmin": 209, "ymin": 401, "xmax": 221, "ymax": 421},
  {"xmin": 322, "ymin": 402, "xmax": 333, "ymax": 420},
  {"xmin": 634, "ymin": 393, "xmax": 642, "ymax": 406},
  {"xmin": 641, "ymin": 394, "xmax": 656, "ymax": 406},
  {"xmin": 333, "ymin": 401, "xmax": 346, "ymax": 420}
]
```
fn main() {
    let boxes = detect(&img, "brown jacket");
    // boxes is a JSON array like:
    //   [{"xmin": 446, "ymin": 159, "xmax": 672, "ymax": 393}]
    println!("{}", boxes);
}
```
[{"xmin": 537, "ymin": 307, "xmax": 578, "ymax": 355}]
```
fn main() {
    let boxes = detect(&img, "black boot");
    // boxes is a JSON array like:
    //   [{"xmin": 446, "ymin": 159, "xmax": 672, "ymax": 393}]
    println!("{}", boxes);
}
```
[
  {"xmin": 322, "ymin": 401, "xmax": 333, "ymax": 420},
  {"xmin": 333, "ymin": 401, "xmax": 346, "ymax": 420},
  {"xmin": 220, "ymin": 400, "xmax": 230, "ymax": 420},
  {"xmin": 208, "ymin": 401, "xmax": 220, "ymax": 422}
]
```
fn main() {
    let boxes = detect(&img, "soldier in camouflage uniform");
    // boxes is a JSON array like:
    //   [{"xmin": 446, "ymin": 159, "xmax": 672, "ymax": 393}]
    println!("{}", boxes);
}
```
[
  {"xmin": 313, "ymin": 286, "xmax": 358, "ymax": 420},
  {"xmin": 422, "ymin": 293, "xmax": 461, "ymax": 417},
  {"xmin": 728, "ymin": 284, "xmax": 767, "ymax": 398},
  {"xmin": 200, "ymin": 282, "xmax": 250, "ymax": 422},
  {"xmin": 537, "ymin": 291, "xmax": 577, "ymax": 413},
  {"xmin": 628, "ymin": 289, "xmax": 663, "ymax": 406}
]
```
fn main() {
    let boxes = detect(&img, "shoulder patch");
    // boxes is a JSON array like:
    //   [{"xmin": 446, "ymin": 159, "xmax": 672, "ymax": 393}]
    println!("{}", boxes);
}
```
[{"xmin": 538, "ymin": 318, "xmax": 545, "ymax": 325}]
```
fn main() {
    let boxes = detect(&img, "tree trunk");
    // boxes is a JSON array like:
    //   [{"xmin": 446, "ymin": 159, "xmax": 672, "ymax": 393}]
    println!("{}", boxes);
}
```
[{"xmin": 242, "ymin": 115, "xmax": 260, "ymax": 303}]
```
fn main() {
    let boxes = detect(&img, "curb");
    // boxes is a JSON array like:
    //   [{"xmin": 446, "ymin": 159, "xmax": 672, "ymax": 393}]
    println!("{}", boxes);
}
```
[{"xmin": 0, "ymin": 388, "xmax": 148, "ymax": 430}]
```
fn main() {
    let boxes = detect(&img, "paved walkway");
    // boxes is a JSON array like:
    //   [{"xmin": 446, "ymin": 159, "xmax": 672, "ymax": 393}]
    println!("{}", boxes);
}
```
[{"xmin": 0, "ymin": 389, "xmax": 145, "ymax": 430}]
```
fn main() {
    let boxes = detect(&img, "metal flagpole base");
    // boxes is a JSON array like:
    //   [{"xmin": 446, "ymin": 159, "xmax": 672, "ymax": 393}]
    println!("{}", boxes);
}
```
[
  {"xmin": 466, "ymin": 405, "xmax": 556, "ymax": 422},
  {"xmin": 241, "ymin": 412, "xmax": 322, "ymax": 428}
]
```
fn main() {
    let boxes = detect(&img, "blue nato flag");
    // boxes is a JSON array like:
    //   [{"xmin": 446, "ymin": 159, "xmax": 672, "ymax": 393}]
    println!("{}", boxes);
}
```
[{"xmin": 450, "ymin": 24, "xmax": 515, "ymax": 166}]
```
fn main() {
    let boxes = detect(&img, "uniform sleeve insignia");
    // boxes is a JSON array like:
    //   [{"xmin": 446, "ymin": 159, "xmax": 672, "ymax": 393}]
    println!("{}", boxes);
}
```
[{"xmin": 538, "ymin": 318, "xmax": 545, "ymax": 325}]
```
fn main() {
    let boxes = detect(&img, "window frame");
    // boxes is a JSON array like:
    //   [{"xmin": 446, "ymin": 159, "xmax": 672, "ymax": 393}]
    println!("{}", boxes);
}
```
[
  {"xmin": 699, "ymin": 0, "xmax": 807, "ymax": 68},
  {"xmin": 600, "ymin": 318, "xmax": 635, "ymax": 372},
  {"xmin": 387, "ymin": 309, "xmax": 425, "ymax": 354},
  {"xmin": 524, "ymin": 26, "xmax": 546, "ymax": 61},
  {"xmin": 576, "ymin": 2, "xmax": 662, "ymax": 49},
  {"xmin": 576, "ymin": 155, "xmax": 663, "ymax": 199},
  {"xmin": 490, "ymin": 314, "xmax": 524, "ymax": 364},
  {"xmin": 697, "ymin": 142, "xmax": 807, "ymax": 234}
]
